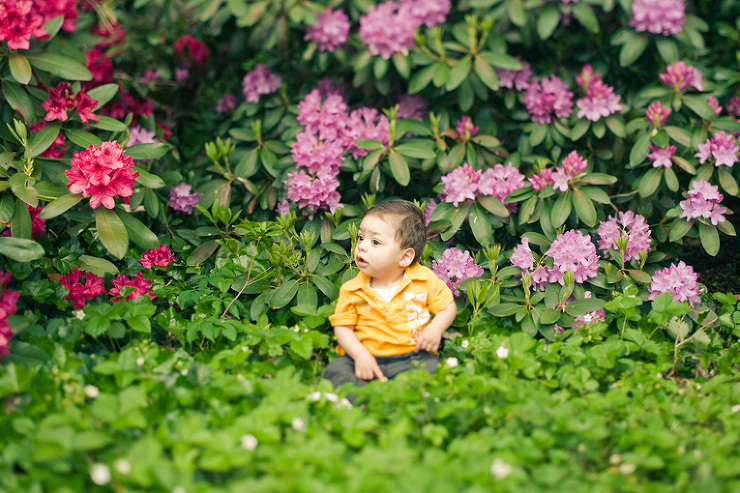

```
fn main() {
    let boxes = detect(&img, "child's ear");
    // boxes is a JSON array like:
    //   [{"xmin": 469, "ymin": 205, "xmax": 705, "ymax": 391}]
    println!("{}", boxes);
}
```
[{"xmin": 399, "ymin": 248, "xmax": 415, "ymax": 267}]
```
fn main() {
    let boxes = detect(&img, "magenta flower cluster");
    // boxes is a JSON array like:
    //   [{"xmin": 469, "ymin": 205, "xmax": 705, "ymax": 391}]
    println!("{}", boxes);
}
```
[
  {"xmin": 695, "ymin": 131, "xmax": 739, "ymax": 168},
  {"xmin": 305, "ymin": 7, "xmax": 350, "ymax": 52},
  {"xmin": 455, "ymin": 116, "xmax": 479, "ymax": 139},
  {"xmin": 551, "ymin": 151, "xmax": 588, "ymax": 192},
  {"xmin": 0, "ymin": 271, "xmax": 19, "ymax": 357},
  {"xmin": 396, "ymin": 93, "xmax": 428, "ymax": 120},
  {"xmin": 432, "ymin": 247, "xmax": 484, "ymax": 297},
  {"xmin": 169, "ymin": 183, "xmax": 203, "ymax": 214},
  {"xmin": 140, "ymin": 245, "xmax": 177, "ymax": 269},
  {"xmin": 648, "ymin": 144, "xmax": 676, "ymax": 168},
  {"xmin": 596, "ymin": 211, "xmax": 652, "ymax": 262},
  {"xmin": 359, "ymin": 0, "xmax": 450, "ymax": 59},
  {"xmin": 649, "ymin": 261, "xmax": 702, "ymax": 306},
  {"xmin": 523, "ymin": 74, "xmax": 574, "ymax": 124},
  {"xmin": 59, "ymin": 268, "xmax": 106, "ymax": 309},
  {"xmin": 660, "ymin": 61, "xmax": 702, "ymax": 92},
  {"xmin": 646, "ymin": 101, "xmax": 672, "ymax": 126},
  {"xmin": 440, "ymin": 162, "xmax": 525, "ymax": 207},
  {"xmin": 496, "ymin": 58, "xmax": 532, "ymax": 91},
  {"xmin": 630, "ymin": 0, "xmax": 685, "ymax": 36},
  {"xmin": 575, "ymin": 65, "xmax": 622, "ymax": 122},
  {"xmin": 242, "ymin": 64, "xmax": 281, "ymax": 103},
  {"xmin": 679, "ymin": 179, "xmax": 727, "ymax": 225},
  {"xmin": 282, "ymin": 87, "xmax": 389, "ymax": 215}
]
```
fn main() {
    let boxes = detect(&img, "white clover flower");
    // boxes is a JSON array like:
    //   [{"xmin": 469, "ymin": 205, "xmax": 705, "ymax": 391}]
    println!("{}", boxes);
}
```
[
  {"xmin": 445, "ymin": 357, "xmax": 459, "ymax": 368},
  {"xmin": 241, "ymin": 434, "xmax": 258, "ymax": 451},
  {"xmin": 731, "ymin": 404, "xmax": 740, "ymax": 414},
  {"xmin": 114, "ymin": 458, "xmax": 131, "ymax": 475},
  {"xmin": 618, "ymin": 463, "xmax": 636, "ymax": 474},
  {"xmin": 496, "ymin": 345, "xmax": 509, "ymax": 359},
  {"xmin": 90, "ymin": 463, "xmax": 111, "ymax": 485},
  {"xmin": 490, "ymin": 458, "xmax": 512, "ymax": 479},
  {"xmin": 291, "ymin": 417, "xmax": 306, "ymax": 432},
  {"xmin": 84, "ymin": 385, "xmax": 100, "ymax": 399},
  {"xmin": 461, "ymin": 339, "xmax": 470, "ymax": 349}
]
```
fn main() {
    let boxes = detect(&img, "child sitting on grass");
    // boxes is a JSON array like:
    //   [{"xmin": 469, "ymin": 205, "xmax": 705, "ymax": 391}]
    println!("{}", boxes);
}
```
[{"xmin": 325, "ymin": 199, "xmax": 457, "ymax": 387}]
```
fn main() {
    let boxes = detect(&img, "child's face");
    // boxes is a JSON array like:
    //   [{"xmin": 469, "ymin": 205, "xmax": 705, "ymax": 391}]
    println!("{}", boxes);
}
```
[{"xmin": 355, "ymin": 214, "xmax": 413, "ymax": 285}]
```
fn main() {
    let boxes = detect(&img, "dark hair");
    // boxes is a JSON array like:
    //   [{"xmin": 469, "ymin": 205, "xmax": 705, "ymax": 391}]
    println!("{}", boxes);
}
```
[{"xmin": 365, "ymin": 199, "xmax": 427, "ymax": 264}]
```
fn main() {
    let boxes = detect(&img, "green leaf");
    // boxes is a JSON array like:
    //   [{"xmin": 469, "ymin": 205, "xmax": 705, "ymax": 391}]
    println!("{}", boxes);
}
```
[
  {"xmin": 392, "ymin": 52, "xmax": 410, "ymax": 79},
  {"xmin": 388, "ymin": 151, "xmax": 410, "ymax": 186},
  {"xmin": 79, "ymin": 255, "xmax": 119, "ymax": 276},
  {"xmin": 572, "ymin": 187, "xmax": 597, "ymax": 227},
  {"xmin": 2, "ymin": 81, "xmax": 34, "ymax": 123},
  {"xmin": 655, "ymin": 37, "xmax": 679, "ymax": 64},
  {"xmin": 605, "ymin": 116, "xmax": 626, "ymax": 138},
  {"xmin": 11, "ymin": 197, "xmax": 31, "ymax": 239},
  {"xmin": 0, "ymin": 236, "xmax": 44, "ymax": 262},
  {"xmin": 507, "ymin": 0, "xmax": 528, "ymax": 26},
  {"xmin": 626, "ymin": 269, "xmax": 652, "ymax": 284},
  {"xmin": 473, "ymin": 57, "xmax": 499, "ymax": 91},
  {"xmin": 539, "ymin": 308, "xmax": 562, "ymax": 325},
  {"xmin": 629, "ymin": 131, "xmax": 651, "ymax": 168},
  {"xmin": 537, "ymin": 3, "xmax": 560, "ymax": 39},
  {"xmin": 619, "ymin": 32, "xmax": 649, "ymax": 67},
  {"xmin": 86, "ymin": 83, "xmax": 119, "ymax": 110},
  {"xmin": 89, "ymin": 116, "xmax": 128, "ymax": 132},
  {"xmin": 29, "ymin": 121, "xmax": 62, "ymax": 158},
  {"xmin": 573, "ymin": 2, "xmax": 600, "ymax": 33},
  {"xmin": 27, "ymin": 53, "xmax": 92, "ymax": 81},
  {"xmin": 663, "ymin": 126, "xmax": 692, "ymax": 147},
  {"xmin": 565, "ymin": 297, "xmax": 606, "ymax": 316},
  {"xmin": 477, "ymin": 195, "xmax": 509, "ymax": 217},
  {"xmin": 683, "ymin": 95, "xmax": 716, "ymax": 120},
  {"xmin": 313, "ymin": 275, "xmax": 339, "ymax": 299},
  {"xmin": 490, "ymin": 302, "xmax": 523, "ymax": 317},
  {"xmin": 638, "ymin": 167, "xmax": 662, "ymax": 198},
  {"xmin": 408, "ymin": 64, "xmax": 437, "ymax": 94},
  {"xmin": 446, "ymin": 56, "xmax": 472, "ymax": 91},
  {"xmin": 9, "ymin": 173, "xmax": 39, "ymax": 207},
  {"xmin": 394, "ymin": 143, "xmax": 436, "ymax": 159},
  {"xmin": 9, "ymin": 53, "xmax": 32, "ymax": 84},
  {"xmin": 65, "ymin": 129, "xmax": 102, "ymax": 149},
  {"xmin": 355, "ymin": 139, "xmax": 384, "ymax": 150},
  {"xmin": 115, "ymin": 209, "xmax": 159, "ymax": 250},
  {"xmin": 270, "ymin": 279, "xmax": 299, "ymax": 309},
  {"xmin": 551, "ymin": 191, "xmax": 572, "ymax": 229},
  {"xmin": 40, "ymin": 193, "xmax": 83, "ymax": 219},
  {"xmin": 133, "ymin": 167, "xmax": 166, "ymax": 189},
  {"xmin": 125, "ymin": 142, "xmax": 170, "ymax": 160},
  {"xmin": 717, "ymin": 167, "xmax": 738, "ymax": 196},
  {"xmin": 469, "ymin": 202, "xmax": 493, "ymax": 247},
  {"xmin": 697, "ymin": 221, "xmax": 720, "ymax": 256},
  {"xmin": 187, "ymin": 241, "xmax": 219, "ymax": 266},
  {"xmin": 478, "ymin": 52, "xmax": 523, "ymax": 70},
  {"xmin": 95, "ymin": 207, "xmax": 128, "ymax": 259},
  {"xmin": 668, "ymin": 218, "xmax": 693, "ymax": 242}
]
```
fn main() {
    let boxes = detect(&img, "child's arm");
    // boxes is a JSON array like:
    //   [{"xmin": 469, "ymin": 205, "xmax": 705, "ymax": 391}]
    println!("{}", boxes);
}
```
[
  {"xmin": 334, "ymin": 325, "xmax": 387, "ymax": 381},
  {"xmin": 414, "ymin": 301, "xmax": 457, "ymax": 353}
]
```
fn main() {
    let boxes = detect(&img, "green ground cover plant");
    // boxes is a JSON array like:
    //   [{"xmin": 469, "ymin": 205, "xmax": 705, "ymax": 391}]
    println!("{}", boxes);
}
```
[{"xmin": 1, "ymin": 0, "xmax": 740, "ymax": 490}]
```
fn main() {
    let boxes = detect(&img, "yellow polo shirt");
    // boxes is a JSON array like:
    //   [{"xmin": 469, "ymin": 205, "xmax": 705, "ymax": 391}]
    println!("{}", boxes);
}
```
[{"xmin": 328, "ymin": 263, "xmax": 454, "ymax": 356}]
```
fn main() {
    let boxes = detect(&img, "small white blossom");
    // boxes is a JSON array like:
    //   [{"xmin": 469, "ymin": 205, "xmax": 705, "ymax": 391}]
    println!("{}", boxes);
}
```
[
  {"xmin": 172, "ymin": 487, "xmax": 186, "ymax": 493},
  {"xmin": 461, "ymin": 339, "xmax": 470, "ymax": 349},
  {"xmin": 490, "ymin": 458, "xmax": 512, "ymax": 479},
  {"xmin": 306, "ymin": 391, "xmax": 322, "ymax": 402},
  {"xmin": 337, "ymin": 398, "xmax": 353, "ymax": 409},
  {"xmin": 609, "ymin": 454, "xmax": 621, "ymax": 465},
  {"xmin": 445, "ymin": 357, "xmax": 459, "ymax": 368},
  {"xmin": 114, "ymin": 458, "xmax": 131, "ymax": 475},
  {"xmin": 496, "ymin": 345, "xmax": 509, "ymax": 359},
  {"xmin": 73, "ymin": 309, "xmax": 85, "ymax": 320},
  {"xmin": 731, "ymin": 404, "xmax": 740, "ymax": 414},
  {"xmin": 324, "ymin": 392, "xmax": 339, "ymax": 402},
  {"xmin": 241, "ymin": 434, "xmax": 258, "ymax": 451},
  {"xmin": 90, "ymin": 464, "xmax": 111, "ymax": 485},
  {"xmin": 180, "ymin": 369, "xmax": 189, "ymax": 376},
  {"xmin": 136, "ymin": 357, "xmax": 145, "ymax": 366},
  {"xmin": 291, "ymin": 417, "xmax": 306, "ymax": 432},
  {"xmin": 293, "ymin": 326, "xmax": 301, "ymax": 333},
  {"xmin": 618, "ymin": 463, "xmax": 636, "ymax": 475},
  {"xmin": 84, "ymin": 385, "xmax": 100, "ymax": 399}
]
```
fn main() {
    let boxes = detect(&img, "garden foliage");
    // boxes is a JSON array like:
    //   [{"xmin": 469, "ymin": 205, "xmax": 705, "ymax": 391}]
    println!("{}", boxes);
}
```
[{"xmin": 1, "ymin": 0, "xmax": 740, "ymax": 490}]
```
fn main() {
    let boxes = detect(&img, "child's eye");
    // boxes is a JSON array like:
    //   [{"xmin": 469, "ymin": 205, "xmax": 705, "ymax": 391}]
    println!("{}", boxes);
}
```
[
  {"xmin": 357, "ymin": 234, "xmax": 364, "ymax": 241},
  {"xmin": 372, "ymin": 239, "xmax": 380, "ymax": 245}
]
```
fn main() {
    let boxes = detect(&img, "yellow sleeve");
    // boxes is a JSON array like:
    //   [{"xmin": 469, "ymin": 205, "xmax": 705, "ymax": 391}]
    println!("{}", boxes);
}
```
[
  {"xmin": 428, "ymin": 276, "xmax": 454, "ymax": 314},
  {"xmin": 328, "ymin": 288, "xmax": 358, "ymax": 327}
]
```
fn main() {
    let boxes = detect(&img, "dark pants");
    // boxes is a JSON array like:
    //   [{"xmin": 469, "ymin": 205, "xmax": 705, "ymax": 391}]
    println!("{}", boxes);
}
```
[{"xmin": 324, "ymin": 351, "xmax": 439, "ymax": 388}]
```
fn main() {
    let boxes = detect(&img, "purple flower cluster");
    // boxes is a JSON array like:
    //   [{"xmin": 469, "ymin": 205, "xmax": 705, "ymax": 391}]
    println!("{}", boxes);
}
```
[
  {"xmin": 630, "ymin": 0, "xmax": 685, "ymax": 36},
  {"xmin": 523, "ymin": 74, "xmax": 574, "ymax": 124},
  {"xmin": 695, "ymin": 131, "xmax": 739, "ymax": 168},
  {"xmin": 496, "ymin": 57, "xmax": 531, "ymax": 91},
  {"xmin": 528, "ymin": 168, "xmax": 554, "ymax": 192},
  {"xmin": 596, "ymin": 211, "xmax": 652, "ymax": 262},
  {"xmin": 660, "ymin": 61, "xmax": 702, "ymax": 92},
  {"xmin": 305, "ymin": 7, "xmax": 350, "ymax": 52},
  {"xmin": 648, "ymin": 144, "xmax": 676, "ymax": 168},
  {"xmin": 282, "ymin": 88, "xmax": 389, "ymax": 215},
  {"xmin": 679, "ymin": 179, "xmax": 727, "ymax": 225},
  {"xmin": 551, "ymin": 150, "xmax": 588, "ymax": 192},
  {"xmin": 455, "ymin": 116, "xmax": 479, "ymax": 139},
  {"xmin": 169, "ymin": 183, "xmax": 203, "ymax": 214},
  {"xmin": 646, "ymin": 101, "xmax": 672, "ymax": 126},
  {"xmin": 216, "ymin": 93, "xmax": 239, "ymax": 114},
  {"xmin": 432, "ymin": 247, "xmax": 484, "ymax": 297},
  {"xmin": 396, "ymin": 93, "xmax": 428, "ymax": 120},
  {"xmin": 440, "ymin": 162, "xmax": 525, "ymax": 207},
  {"xmin": 359, "ymin": 0, "xmax": 450, "ymax": 59},
  {"xmin": 649, "ymin": 261, "xmax": 702, "ymax": 306},
  {"xmin": 575, "ymin": 65, "xmax": 622, "ymax": 122},
  {"xmin": 510, "ymin": 237, "xmax": 536, "ymax": 271},
  {"xmin": 127, "ymin": 125, "xmax": 157, "ymax": 147},
  {"xmin": 242, "ymin": 64, "xmax": 281, "ymax": 103}
]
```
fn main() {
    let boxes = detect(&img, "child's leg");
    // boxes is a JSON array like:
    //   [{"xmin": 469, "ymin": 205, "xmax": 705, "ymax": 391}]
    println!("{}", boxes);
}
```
[
  {"xmin": 377, "ymin": 351, "xmax": 439, "ymax": 380},
  {"xmin": 323, "ymin": 354, "xmax": 370, "ymax": 388}
]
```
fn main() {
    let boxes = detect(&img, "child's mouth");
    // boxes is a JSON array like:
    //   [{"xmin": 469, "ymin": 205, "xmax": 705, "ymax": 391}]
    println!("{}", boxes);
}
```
[{"xmin": 355, "ymin": 256, "xmax": 368, "ymax": 268}]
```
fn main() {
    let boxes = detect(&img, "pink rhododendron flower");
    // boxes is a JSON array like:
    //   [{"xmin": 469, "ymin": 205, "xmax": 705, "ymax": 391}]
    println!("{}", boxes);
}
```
[
  {"xmin": 404, "ymin": 0, "xmax": 451, "ymax": 27},
  {"xmin": 65, "ymin": 141, "xmax": 138, "ymax": 210},
  {"xmin": 660, "ymin": 61, "xmax": 702, "ymax": 92},
  {"xmin": 85, "ymin": 46, "xmax": 114, "ymax": 85},
  {"xmin": 707, "ymin": 96, "xmax": 722, "ymax": 116},
  {"xmin": 440, "ymin": 162, "xmax": 525, "ymax": 207},
  {"xmin": 397, "ymin": 93, "xmax": 428, "ymax": 120},
  {"xmin": 173, "ymin": 34, "xmax": 210, "ymax": 65},
  {"xmin": 440, "ymin": 163, "xmax": 482, "ymax": 206},
  {"xmin": 545, "ymin": 230, "xmax": 600, "ymax": 285},
  {"xmin": 0, "ymin": 270, "xmax": 19, "ymax": 358},
  {"xmin": 630, "ymin": 0, "xmax": 685, "ymax": 36},
  {"xmin": 284, "ymin": 171, "xmax": 341, "ymax": 215},
  {"xmin": 432, "ymin": 247, "xmax": 484, "ymax": 297},
  {"xmin": 140, "ymin": 245, "xmax": 177, "ymax": 269},
  {"xmin": 576, "ymin": 79, "xmax": 622, "ymax": 122},
  {"xmin": 648, "ymin": 144, "xmax": 676, "ymax": 168},
  {"xmin": 0, "ymin": 0, "xmax": 47, "ymax": 50},
  {"xmin": 42, "ymin": 82, "xmax": 99, "ymax": 123},
  {"xmin": 649, "ymin": 261, "xmax": 702, "ymax": 306},
  {"xmin": 216, "ymin": 93, "xmax": 239, "ymax": 114},
  {"xmin": 109, "ymin": 272, "xmax": 155, "ymax": 302},
  {"xmin": 523, "ymin": 75, "xmax": 574, "ymax": 124},
  {"xmin": 127, "ymin": 125, "xmax": 157, "ymax": 147},
  {"xmin": 726, "ymin": 96, "xmax": 740, "ymax": 117},
  {"xmin": 478, "ymin": 163, "xmax": 526, "ymax": 207},
  {"xmin": 455, "ymin": 116, "xmax": 479, "ymax": 138},
  {"xmin": 344, "ymin": 107, "xmax": 389, "ymax": 159},
  {"xmin": 679, "ymin": 179, "xmax": 727, "ymax": 225},
  {"xmin": 242, "ymin": 64, "xmax": 281, "ymax": 103},
  {"xmin": 645, "ymin": 101, "xmax": 672, "ymax": 126},
  {"xmin": 59, "ymin": 268, "xmax": 106, "ymax": 309},
  {"xmin": 423, "ymin": 199, "xmax": 437, "ymax": 226},
  {"xmin": 497, "ymin": 58, "xmax": 531, "ymax": 91},
  {"xmin": 510, "ymin": 237, "xmax": 535, "ymax": 272},
  {"xmin": 305, "ymin": 7, "xmax": 350, "ymax": 52},
  {"xmin": 695, "ymin": 131, "xmax": 739, "ymax": 167},
  {"xmin": 529, "ymin": 168, "xmax": 554, "ymax": 192},
  {"xmin": 572, "ymin": 292, "xmax": 605, "ymax": 329},
  {"xmin": 169, "ymin": 183, "xmax": 203, "ymax": 214},
  {"xmin": 596, "ymin": 211, "xmax": 652, "ymax": 262},
  {"xmin": 551, "ymin": 151, "xmax": 588, "ymax": 192}
]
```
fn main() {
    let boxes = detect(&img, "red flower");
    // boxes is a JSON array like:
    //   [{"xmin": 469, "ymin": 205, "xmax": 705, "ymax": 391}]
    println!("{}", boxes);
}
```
[
  {"xmin": 140, "ymin": 245, "xmax": 177, "ymax": 269},
  {"xmin": 59, "ymin": 268, "xmax": 106, "ymax": 309},
  {"xmin": 42, "ymin": 82, "xmax": 76, "ymax": 122},
  {"xmin": 109, "ymin": 272, "xmax": 154, "ymax": 302},
  {"xmin": 174, "ymin": 34, "xmax": 210, "ymax": 65},
  {"xmin": 65, "ymin": 141, "xmax": 138, "ymax": 209}
]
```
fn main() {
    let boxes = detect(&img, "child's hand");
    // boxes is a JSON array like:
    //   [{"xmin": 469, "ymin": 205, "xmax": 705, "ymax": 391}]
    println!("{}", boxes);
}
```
[
  {"xmin": 354, "ymin": 353, "xmax": 386, "ymax": 381},
  {"xmin": 414, "ymin": 328, "xmax": 443, "ymax": 353}
]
